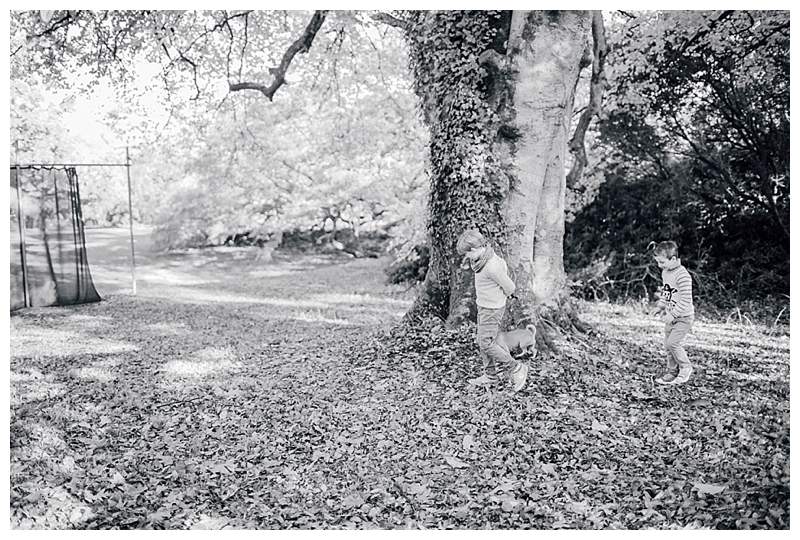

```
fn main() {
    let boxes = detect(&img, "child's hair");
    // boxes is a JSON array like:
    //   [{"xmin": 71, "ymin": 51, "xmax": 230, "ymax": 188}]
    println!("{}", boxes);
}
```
[
  {"xmin": 652, "ymin": 240, "xmax": 679, "ymax": 259},
  {"xmin": 456, "ymin": 228, "xmax": 487, "ymax": 254}
]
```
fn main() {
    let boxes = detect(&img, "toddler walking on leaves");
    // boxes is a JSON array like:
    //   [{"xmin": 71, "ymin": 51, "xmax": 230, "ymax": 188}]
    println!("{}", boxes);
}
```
[
  {"xmin": 651, "ymin": 241, "xmax": 695, "ymax": 385},
  {"xmin": 456, "ymin": 229, "xmax": 529, "ymax": 392}
]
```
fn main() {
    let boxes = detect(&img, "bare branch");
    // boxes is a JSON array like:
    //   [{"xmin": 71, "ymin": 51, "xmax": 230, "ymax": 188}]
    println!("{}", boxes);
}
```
[
  {"xmin": 175, "ymin": 10, "xmax": 252, "ymax": 60},
  {"xmin": 229, "ymin": 10, "xmax": 328, "ymax": 101},
  {"xmin": 176, "ymin": 51, "xmax": 201, "ymax": 100},
  {"xmin": 29, "ymin": 10, "xmax": 79, "ymax": 39},
  {"xmin": 370, "ymin": 11, "xmax": 408, "ymax": 31},
  {"xmin": 239, "ymin": 12, "xmax": 249, "ymax": 81},
  {"xmin": 567, "ymin": 11, "xmax": 608, "ymax": 189},
  {"xmin": 280, "ymin": 159, "xmax": 318, "ymax": 185},
  {"xmin": 223, "ymin": 12, "xmax": 235, "ymax": 81}
]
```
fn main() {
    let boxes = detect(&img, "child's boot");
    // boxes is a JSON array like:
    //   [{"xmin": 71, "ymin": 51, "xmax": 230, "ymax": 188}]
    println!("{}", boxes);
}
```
[
  {"xmin": 510, "ymin": 362, "xmax": 528, "ymax": 392},
  {"xmin": 656, "ymin": 355, "xmax": 678, "ymax": 384},
  {"xmin": 656, "ymin": 371, "xmax": 677, "ymax": 384},
  {"xmin": 669, "ymin": 366, "xmax": 693, "ymax": 385}
]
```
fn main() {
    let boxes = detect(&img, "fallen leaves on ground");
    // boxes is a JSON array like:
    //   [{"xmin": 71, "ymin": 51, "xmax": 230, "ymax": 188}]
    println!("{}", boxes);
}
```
[{"xmin": 9, "ymin": 253, "xmax": 789, "ymax": 529}]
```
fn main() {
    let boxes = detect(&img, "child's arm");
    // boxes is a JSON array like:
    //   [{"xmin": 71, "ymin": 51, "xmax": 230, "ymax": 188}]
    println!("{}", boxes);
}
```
[
  {"xmin": 488, "ymin": 262, "xmax": 516, "ymax": 297},
  {"xmin": 666, "ymin": 268, "xmax": 693, "ymax": 317}
]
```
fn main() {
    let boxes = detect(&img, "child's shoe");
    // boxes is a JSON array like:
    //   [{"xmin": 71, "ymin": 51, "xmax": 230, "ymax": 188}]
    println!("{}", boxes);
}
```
[
  {"xmin": 668, "ymin": 366, "xmax": 693, "ymax": 385},
  {"xmin": 510, "ymin": 362, "xmax": 529, "ymax": 392},
  {"xmin": 656, "ymin": 371, "xmax": 677, "ymax": 384}
]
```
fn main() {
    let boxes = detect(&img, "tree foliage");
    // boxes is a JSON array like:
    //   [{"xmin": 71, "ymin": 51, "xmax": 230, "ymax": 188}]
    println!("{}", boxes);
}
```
[
  {"xmin": 565, "ymin": 10, "xmax": 789, "ymax": 309},
  {"xmin": 10, "ymin": 10, "xmax": 429, "ymax": 251},
  {"xmin": 9, "ymin": 9, "xmax": 790, "ymax": 308}
]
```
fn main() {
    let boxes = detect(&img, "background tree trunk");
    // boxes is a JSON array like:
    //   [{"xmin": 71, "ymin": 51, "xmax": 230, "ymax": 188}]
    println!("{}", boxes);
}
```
[{"xmin": 404, "ymin": 10, "xmax": 592, "ymax": 342}]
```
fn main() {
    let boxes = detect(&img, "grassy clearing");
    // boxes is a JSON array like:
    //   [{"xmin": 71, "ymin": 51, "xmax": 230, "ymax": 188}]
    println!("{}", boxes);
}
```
[{"xmin": 9, "ymin": 247, "xmax": 789, "ymax": 529}]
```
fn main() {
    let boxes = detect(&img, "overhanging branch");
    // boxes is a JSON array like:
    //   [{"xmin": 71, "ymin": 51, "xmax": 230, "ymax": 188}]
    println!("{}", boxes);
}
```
[
  {"xmin": 370, "ymin": 11, "xmax": 408, "ymax": 31},
  {"xmin": 229, "ymin": 10, "xmax": 328, "ymax": 101},
  {"xmin": 567, "ymin": 10, "xmax": 608, "ymax": 189},
  {"xmin": 30, "ymin": 10, "xmax": 79, "ymax": 39}
]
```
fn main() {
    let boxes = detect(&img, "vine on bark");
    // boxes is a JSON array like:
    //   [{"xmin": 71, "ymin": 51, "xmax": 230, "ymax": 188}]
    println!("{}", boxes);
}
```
[{"xmin": 405, "ymin": 11, "xmax": 511, "ymax": 262}]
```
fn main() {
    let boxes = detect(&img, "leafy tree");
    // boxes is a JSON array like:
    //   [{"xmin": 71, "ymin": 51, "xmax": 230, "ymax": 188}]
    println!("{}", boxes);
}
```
[
  {"xmin": 566, "ymin": 10, "xmax": 789, "ymax": 308},
  {"xmin": 12, "ymin": 10, "xmax": 608, "ymax": 347},
  {"xmin": 11, "ymin": 10, "xmax": 428, "ymax": 249}
]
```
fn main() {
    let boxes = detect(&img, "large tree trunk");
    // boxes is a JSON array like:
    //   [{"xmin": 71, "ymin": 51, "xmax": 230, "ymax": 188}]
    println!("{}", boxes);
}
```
[
  {"xmin": 404, "ymin": 10, "xmax": 592, "ymax": 342},
  {"xmin": 504, "ymin": 11, "xmax": 592, "ymax": 336}
]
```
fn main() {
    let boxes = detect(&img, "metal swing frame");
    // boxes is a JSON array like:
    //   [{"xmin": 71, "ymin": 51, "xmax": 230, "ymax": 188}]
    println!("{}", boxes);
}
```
[{"xmin": 12, "ymin": 146, "xmax": 137, "ymax": 308}]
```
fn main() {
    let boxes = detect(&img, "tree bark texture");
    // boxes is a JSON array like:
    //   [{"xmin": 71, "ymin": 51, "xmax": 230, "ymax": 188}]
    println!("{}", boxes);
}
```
[
  {"xmin": 405, "ymin": 10, "xmax": 591, "ymax": 333},
  {"xmin": 504, "ymin": 11, "xmax": 591, "ymax": 327}
]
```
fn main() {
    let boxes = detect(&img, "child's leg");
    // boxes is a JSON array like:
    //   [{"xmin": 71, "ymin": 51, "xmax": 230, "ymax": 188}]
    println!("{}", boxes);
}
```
[
  {"xmin": 665, "ymin": 316, "xmax": 693, "ymax": 369},
  {"xmin": 477, "ymin": 307, "xmax": 516, "ymax": 379},
  {"xmin": 477, "ymin": 308, "xmax": 500, "ymax": 377},
  {"xmin": 663, "ymin": 323, "xmax": 678, "ymax": 371}
]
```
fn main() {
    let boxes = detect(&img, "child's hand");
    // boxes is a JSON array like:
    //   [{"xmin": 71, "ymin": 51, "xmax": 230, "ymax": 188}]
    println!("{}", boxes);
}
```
[{"xmin": 662, "ymin": 312, "xmax": 674, "ymax": 324}]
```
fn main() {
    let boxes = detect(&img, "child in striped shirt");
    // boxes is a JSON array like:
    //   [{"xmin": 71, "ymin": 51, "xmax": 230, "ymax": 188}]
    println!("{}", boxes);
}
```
[
  {"xmin": 651, "ymin": 241, "xmax": 695, "ymax": 385},
  {"xmin": 456, "ymin": 229, "xmax": 529, "ymax": 392}
]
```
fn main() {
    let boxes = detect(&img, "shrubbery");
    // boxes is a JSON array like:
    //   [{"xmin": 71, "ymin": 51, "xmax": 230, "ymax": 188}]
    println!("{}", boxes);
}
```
[
  {"xmin": 565, "ymin": 172, "xmax": 789, "ymax": 321},
  {"xmin": 385, "ymin": 244, "xmax": 429, "ymax": 285}
]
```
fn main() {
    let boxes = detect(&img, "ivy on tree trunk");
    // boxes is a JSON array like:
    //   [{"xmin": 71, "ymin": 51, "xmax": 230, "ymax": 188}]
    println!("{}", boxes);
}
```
[{"xmin": 404, "ymin": 10, "xmax": 595, "ymax": 346}]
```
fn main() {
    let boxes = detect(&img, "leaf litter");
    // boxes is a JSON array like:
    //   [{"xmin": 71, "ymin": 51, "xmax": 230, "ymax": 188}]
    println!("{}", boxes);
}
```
[{"xmin": 9, "ymin": 253, "xmax": 789, "ymax": 529}]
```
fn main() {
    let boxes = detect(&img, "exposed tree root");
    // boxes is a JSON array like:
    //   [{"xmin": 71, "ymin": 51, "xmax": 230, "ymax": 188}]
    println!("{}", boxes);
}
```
[{"xmin": 534, "ymin": 295, "xmax": 594, "ymax": 357}]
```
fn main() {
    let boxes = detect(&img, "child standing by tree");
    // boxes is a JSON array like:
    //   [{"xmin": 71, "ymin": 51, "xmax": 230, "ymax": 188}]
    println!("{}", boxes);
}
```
[
  {"xmin": 651, "ymin": 241, "xmax": 695, "ymax": 385},
  {"xmin": 457, "ymin": 229, "xmax": 529, "ymax": 392}
]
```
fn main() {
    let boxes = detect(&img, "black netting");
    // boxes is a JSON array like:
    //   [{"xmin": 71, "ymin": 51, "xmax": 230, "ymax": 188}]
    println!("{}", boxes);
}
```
[{"xmin": 10, "ymin": 166, "xmax": 101, "ymax": 310}]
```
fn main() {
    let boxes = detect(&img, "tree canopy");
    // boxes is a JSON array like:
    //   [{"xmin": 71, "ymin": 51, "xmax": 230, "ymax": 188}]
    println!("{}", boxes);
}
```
[
  {"xmin": 10, "ymin": 10, "xmax": 429, "ymax": 250},
  {"xmin": 10, "ymin": 9, "xmax": 790, "ymax": 308}
]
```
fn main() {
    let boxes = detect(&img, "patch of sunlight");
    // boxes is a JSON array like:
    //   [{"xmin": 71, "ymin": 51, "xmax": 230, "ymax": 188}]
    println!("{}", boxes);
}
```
[
  {"xmin": 64, "ymin": 314, "xmax": 114, "ymax": 326},
  {"xmin": 162, "ymin": 347, "xmax": 243, "ymax": 379},
  {"xmin": 68, "ymin": 366, "xmax": 117, "ymax": 383},
  {"xmin": 11, "ymin": 370, "xmax": 66, "ymax": 406},
  {"xmin": 141, "ymin": 267, "xmax": 218, "ymax": 286},
  {"xmin": 692, "ymin": 325, "xmax": 752, "ymax": 339},
  {"xmin": 82, "ymin": 402, "xmax": 106, "ymax": 415},
  {"xmin": 310, "ymin": 292, "xmax": 412, "ymax": 307},
  {"xmin": 693, "ymin": 341, "xmax": 752, "ymax": 356},
  {"xmin": 54, "ymin": 454, "xmax": 80, "ymax": 477},
  {"xmin": 14, "ymin": 422, "xmax": 68, "ymax": 461},
  {"xmin": 286, "ymin": 313, "xmax": 353, "ymax": 326},
  {"xmin": 15, "ymin": 485, "xmax": 95, "ymax": 529},
  {"xmin": 169, "ymin": 288, "xmax": 332, "ymax": 308},
  {"xmin": 10, "ymin": 328, "xmax": 137, "ymax": 359},
  {"xmin": 190, "ymin": 515, "xmax": 233, "ymax": 530},
  {"xmin": 248, "ymin": 269, "xmax": 296, "ymax": 278},
  {"xmin": 693, "ymin": 325, "xmax": 789, "ymax": 351},
  {"xmin": 11, "ymin": 367, "xmax": 47, "ymax": 382},
  {"xmin": 46, "ymin": 405, "xmax": 86, "ymax": 426},
  {"xmin": 728, "ymin": 370, "xmax": 778, "ymax": 383},
  {"xmin": 147, "ymin": 321, "xmax": 189, "ymax": 335}
]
